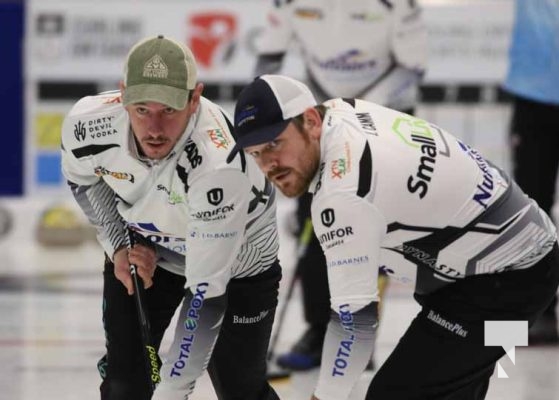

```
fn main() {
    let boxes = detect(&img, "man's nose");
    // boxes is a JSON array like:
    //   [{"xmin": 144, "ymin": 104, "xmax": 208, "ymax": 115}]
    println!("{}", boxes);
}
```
[
  {"xmin": 261, "ymin": 153, "xmax": 278, "ymax": 174},
  {"xmin": 147, "ymin": 115, "xmax": 163, "ymax": 136}
]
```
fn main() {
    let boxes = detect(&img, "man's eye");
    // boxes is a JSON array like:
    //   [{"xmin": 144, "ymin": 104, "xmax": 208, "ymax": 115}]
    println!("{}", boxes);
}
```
[
  {"xmin": 164, "ymin": 108, "xmax": 176, "ymax": 114},
  {"xmin": 136, "ymin": 107, "xmax": 148, "ymax": 114},
  {"xmin": 249, "ymin": 151, "xmax": 260, "ymax": 158}
]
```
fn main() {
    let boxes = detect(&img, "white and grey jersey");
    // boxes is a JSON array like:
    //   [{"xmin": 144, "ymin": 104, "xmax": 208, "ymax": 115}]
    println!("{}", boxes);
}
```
[
  {"xmin": 61, "ymin": 91, "xmax": 278, "ymax": 295},
  {"xmin": 61, "ymin": 91, "xmax": 279, "ymax": 397},
  {"xmin": 309, "ymin": 98, "xmax": 557, "ymax": 400},
  {"xmin": 256, "ymin": 0, "xmax": 427, "ymax": 109}
]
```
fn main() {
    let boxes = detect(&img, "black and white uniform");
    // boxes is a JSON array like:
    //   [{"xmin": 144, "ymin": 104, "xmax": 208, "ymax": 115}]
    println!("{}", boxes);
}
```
[
  {"xmin": 61, "ymin": 91, "xmax": 280, "ymax": 400},
  {"xmin": 257, "ymin": 0, "xmax": 428, "ymax": 341},
  {"xmin": 255, "ymin": 0, "xmax": 427, "ymax": 109},
  {"xmin": 309, "ymin": 98, "xmax": 559, "ymax": 400}
]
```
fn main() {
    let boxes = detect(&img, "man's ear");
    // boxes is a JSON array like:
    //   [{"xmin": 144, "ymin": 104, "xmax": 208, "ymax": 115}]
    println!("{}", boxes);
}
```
[
  {"xmin": 119, "ymin": 80, "xmax": 125, "ymax": 95},
  {"xmin": 303, "ymin": 107, "xmax": 322, "ymax": 139},
  {"xmin": 188, "ymin": 83, "xmax": 204, "ymax": 114}
]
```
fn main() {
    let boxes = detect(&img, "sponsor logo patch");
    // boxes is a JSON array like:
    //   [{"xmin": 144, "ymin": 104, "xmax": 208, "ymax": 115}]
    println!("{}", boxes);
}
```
[
  {"xmin": 206, "ymin": 188, "xmax": 223, "ymax": 206},
  {"xmin": 321, "ymin": 208, "xmax": 335, "ymax": 227},
  {"xmin": 232, "ymin": 310, "xmax": 270, "ymax": 324},
  {"xmin": 94, "ymin": 166, "xmax": 134, "ymax": 183},
  {"xmin": 427, "ymin": 310, "xmax": 468, "ymax": 337},
  {"xmin": 143, "ymin": 54, "xmax": 168, "ymax": 79},
  {"xmin": 208, "ymin": 128, "xmax": 231, "ymax": 149}
]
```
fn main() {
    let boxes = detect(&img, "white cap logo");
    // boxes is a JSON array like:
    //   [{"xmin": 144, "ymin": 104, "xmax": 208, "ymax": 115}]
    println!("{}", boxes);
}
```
[{"xmin": 143, "ymin": 54, "xmax": 168, "ymax": 79}]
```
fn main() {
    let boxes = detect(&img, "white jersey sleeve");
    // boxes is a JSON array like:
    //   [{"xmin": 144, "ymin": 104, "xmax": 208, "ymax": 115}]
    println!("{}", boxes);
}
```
[
  {"xmin": 310, "ymin": 114, "xmax": 382, "ymax": 399},
  {"xmin": 61, "ymin": 92, "xmax": 130, "ymax": 257}
]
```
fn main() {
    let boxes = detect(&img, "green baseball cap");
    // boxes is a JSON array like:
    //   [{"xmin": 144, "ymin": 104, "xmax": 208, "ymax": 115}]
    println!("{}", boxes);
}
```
[{"xmin": 122, "ymin": 35, "xmax": 197, "ymax": 110}]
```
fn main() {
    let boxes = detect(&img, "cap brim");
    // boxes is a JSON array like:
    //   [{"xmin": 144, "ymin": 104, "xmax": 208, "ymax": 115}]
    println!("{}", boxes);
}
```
[
  {"xmin": 122, "ymin": 84, "xmax": 189, "ymax": 110},
  {"xmin": 226, "ymin": 119, "xmax": 291, "ymax": 163}
]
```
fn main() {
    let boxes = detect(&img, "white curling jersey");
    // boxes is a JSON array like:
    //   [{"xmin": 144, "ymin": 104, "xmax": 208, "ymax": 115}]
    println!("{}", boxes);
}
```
[
  {"xmin": 310, "ymin": 98, "xmax": 557, "ymax": 400},
  {"xmin": 61, "ymin": 91, "xmax": 278, "ymax": 298},
  {"xmin": 258, "ymin": 0, "xmax": 427, "ymax": 108}
]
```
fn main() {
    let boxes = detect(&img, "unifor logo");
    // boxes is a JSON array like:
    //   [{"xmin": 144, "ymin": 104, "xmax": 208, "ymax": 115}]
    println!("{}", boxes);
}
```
[
  {"xmin": 321, "ymin": 208, "xmax": 335, "ymax": 227},
  {"xmin": 74, "ymin": 121, "xmax": 86, "ymax": 141},
  {"xmin": 207, "ymin": 188, "xmax": 223, "ymax": 206}
]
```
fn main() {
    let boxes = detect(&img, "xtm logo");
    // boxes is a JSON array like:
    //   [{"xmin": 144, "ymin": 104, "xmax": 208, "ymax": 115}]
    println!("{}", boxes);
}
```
[
  {"xmin": 208, "ymin": 129, "xmax": 230, "ymax": 149},
  {"xmin": 74, "ymin": 121, "xmax": 86, "ymax": 141},
  {"xmin": 207, "ymin": 188, "xmax": 223, "ymax": 206},
  {"xmin": 321, "ymin": 208, "xmax": 335, "ymax": 227},
  {"xmin": 330, "ymin": 142, "xmax": 351, "ymax": 179},
  {"xmin": 188, "ymin": 12, "xmax": 237, "ymax": 69},
  {"xmin": 331, "ymin": 158, "xmax": 348, "ymax": 179}
]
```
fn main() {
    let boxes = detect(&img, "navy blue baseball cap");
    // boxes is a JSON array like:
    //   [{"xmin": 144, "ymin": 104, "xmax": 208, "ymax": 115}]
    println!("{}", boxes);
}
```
[{"xmin": 226, "ymin": 75, "xmax": 317, "ymax": 163}]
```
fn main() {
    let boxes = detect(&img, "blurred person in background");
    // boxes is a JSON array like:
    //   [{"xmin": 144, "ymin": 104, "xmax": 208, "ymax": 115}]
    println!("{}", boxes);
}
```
[
  {"xmin": 254, "ymin": 0, "xmax": 428, "ymax": 371},
  {"xmin": 503, "ymin": 0, "xmax": 559, "ymax": 344},
  {"xmin": 61, "ymin": 35, "xmax": 281, "ymax": 400},
  {"xmin": 228, "ymin": 74, "xmax": 559, "ymax": 400}
]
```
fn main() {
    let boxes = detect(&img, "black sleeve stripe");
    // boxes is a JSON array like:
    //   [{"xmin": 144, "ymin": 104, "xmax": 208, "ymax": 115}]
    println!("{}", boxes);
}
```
[
  {"xmin": 72, "ymin": 144, "xmax": 120, "ymax": 158},
  {"xmin": 176, "ymin": 164, "xmax": 189, "ymax": 192},
  {"xmin": 342, "ymin": 98, "xmax": 356, "ymax": 108},
  {"xmin": 220, "ymin": 109, "xmax": 247, "ymax": 172},
  {"xmin": 220, "ymin": 109, "xmax": 234, "ymax": 137},
  {"xmin": 239, "ymin": 149, "xmax": 247, "ymax": 172},
  {"xmin": 357, "ymin": 141, "xmax": 372, "ymax": 198}
]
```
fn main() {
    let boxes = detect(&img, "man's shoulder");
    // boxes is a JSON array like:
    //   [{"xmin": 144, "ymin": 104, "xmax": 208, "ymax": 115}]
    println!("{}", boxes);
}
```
[
  {"xmin": 187, "ymin": 98, "xmax": 236, "ymax": 164},
  {"xmin": 62, "ymin": 91, "xmax": 127, "ymax": 150},
  {"xmin": 67, "ymin": 91, "xmax": 124, "ymax": 119}
]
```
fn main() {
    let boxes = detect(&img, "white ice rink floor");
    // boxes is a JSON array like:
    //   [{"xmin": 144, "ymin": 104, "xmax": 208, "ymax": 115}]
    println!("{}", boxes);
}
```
[{"xmin": 0, "ymin": 196, "xmax": 558, "ymax": 400}]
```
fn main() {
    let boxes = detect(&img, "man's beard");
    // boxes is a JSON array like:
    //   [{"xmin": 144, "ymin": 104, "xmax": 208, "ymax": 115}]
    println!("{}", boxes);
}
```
[{"xmin": 269, "ymin": 157, "xmax": 318, "ymax": 198}]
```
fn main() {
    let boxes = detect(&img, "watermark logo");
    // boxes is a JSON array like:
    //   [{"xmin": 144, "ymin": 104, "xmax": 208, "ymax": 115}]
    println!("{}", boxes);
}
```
[{"xmin": 484, "ymin": 321, "xmax": 528, "ymax": 378}]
